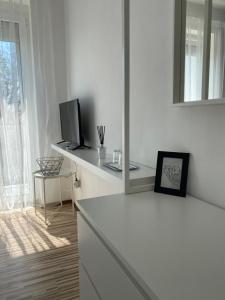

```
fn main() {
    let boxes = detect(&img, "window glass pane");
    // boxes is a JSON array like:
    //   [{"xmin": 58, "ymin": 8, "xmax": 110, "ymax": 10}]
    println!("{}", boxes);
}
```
[
  {"xmin": 0, "ymin": 41, "xmax": 23, "ymax": 105},
  {"xmin": 184, "ymin": 0, "xmax": 206, "ymax": 102},
  {"xmin": 0, "ymin": 21, "xmax": 22, "ymax": 106},
  {"xmin": 209, "ymin": 0, "xmax": 225, "ymax": 99},
  {"xmin": 0, "ymin": 22, "xmax": 24, "ymax": 186}
]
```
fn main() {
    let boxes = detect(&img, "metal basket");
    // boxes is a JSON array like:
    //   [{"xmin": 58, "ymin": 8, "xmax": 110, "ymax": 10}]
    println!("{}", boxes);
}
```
[{"xmin": 36, "ymin": 157, "xmax": 64, "ymax": 176}]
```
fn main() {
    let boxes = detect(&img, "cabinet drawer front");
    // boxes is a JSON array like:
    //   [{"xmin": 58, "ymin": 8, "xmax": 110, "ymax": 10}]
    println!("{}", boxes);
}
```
[
  {"xmin": 80, "ymin": 263, "xmax": 100, "ymax": 300},
  {"xmin": 78, "ymin": 214, "xmax": 145, "ymax": 300}
]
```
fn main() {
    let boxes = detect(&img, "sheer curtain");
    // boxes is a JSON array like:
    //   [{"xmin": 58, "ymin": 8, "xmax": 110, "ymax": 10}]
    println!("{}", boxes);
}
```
[
  {"xmin": 185, "ymin": 16, "xmax": 204, "ymax": 101},
  {"xmin": 0, "ymin": 0, "xmax": 38, "ymax": 210},
  {"xmin": 30, "ymin": 0, "xmax": 62, "ymax": 156},
  {"xmin": 209, "ymin": 20, "xmax": 225, "ymax": 99}
]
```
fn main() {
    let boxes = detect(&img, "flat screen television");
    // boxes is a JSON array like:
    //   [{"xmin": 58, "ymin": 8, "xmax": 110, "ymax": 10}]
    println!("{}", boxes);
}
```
[{"xmin": 59, "ymin": 99, "xmax": 84, "ymax": 150}]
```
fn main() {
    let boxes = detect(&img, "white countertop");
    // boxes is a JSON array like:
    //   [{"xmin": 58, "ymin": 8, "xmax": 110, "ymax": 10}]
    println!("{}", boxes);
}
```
[
  {"xmin": 52, "ymin": 144, "xmax": 155, "ymax": 190},
  {"xmin": 77, "ymin": 191, "xmax": 225, "ymax": 300}
]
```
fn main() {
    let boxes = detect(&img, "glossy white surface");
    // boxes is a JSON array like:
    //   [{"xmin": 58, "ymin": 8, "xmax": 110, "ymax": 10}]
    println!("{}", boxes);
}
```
[{"xmin": 77, "ymin": 191, "xmax": 225, "ymax": 300}]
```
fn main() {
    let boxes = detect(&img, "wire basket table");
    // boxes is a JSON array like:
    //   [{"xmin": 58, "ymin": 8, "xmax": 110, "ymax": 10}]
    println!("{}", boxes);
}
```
[{"xmin": 36, "ymin": 157, "xmax": 64, "ymax": 176}]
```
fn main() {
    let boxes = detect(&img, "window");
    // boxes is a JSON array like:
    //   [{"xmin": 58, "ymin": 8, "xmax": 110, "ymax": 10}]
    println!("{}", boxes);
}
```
[
  {"xmin": 0, "ymin": 21, "xmax": 24, "ymax": 186},
  {"xmin": 0, "ymin": 21, "xmax": 23, "ymax": 106}
]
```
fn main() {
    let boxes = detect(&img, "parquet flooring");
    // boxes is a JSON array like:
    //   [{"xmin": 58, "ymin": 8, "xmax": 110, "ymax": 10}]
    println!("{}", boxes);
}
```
[{"xmin": 0, "ymin": 204, "xmax": 80, "ymax": 300}]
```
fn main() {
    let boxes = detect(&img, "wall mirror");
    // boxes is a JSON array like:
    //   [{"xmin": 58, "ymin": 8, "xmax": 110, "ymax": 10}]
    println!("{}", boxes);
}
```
[{"xmin": 174, "ymin": 0, "xmax": 225, "ymax": 103}]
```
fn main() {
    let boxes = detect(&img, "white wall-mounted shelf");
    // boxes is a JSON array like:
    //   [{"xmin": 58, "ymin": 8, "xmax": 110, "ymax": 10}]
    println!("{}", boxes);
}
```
[{"xmin": 52, "ymin": 144, "xmax": 155, "ymax": 193}]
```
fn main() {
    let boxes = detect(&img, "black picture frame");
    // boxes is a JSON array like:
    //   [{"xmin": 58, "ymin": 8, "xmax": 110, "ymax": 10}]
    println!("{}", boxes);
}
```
[{"xmin": 154, "ymin": 151, "xmax": 190, "ymax": 197}]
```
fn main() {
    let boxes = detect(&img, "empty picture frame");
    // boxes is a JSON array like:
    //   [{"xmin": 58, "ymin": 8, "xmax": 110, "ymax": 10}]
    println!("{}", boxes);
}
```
[{"xmin": 154, "ymin": 151, "xmax": 190, "ymax": 197}]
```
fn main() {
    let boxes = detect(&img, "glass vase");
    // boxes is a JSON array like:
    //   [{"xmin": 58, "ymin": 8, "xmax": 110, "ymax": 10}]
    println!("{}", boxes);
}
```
[{"xmin": 97, "ymin": 145, "xmax": 106, "ymax": 160}]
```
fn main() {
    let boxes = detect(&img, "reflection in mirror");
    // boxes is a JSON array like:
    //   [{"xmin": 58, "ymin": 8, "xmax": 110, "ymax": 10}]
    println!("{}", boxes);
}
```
[
  {"xmin": 185, "ymin": 0, "xmax": 206, "ymax": 101},
  {"xmin": 209, "ymin": 0, "xmax": 225, "ymax": 99},
  {"xmin": 174, "ymin": 0, "xmax": 225, "ymax": 103}
]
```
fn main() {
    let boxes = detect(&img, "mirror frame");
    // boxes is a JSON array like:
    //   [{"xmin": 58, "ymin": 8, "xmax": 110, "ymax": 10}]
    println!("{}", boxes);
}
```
[{"xmin": 122, "ymin": 0, "xmax": 130, "ymax": 193}]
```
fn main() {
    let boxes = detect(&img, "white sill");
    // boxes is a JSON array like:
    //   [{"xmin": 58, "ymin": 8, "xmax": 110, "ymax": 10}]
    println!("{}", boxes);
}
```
[{"xmin": 172, "ymin": 99, "xmax": 225, "ymax": 107}]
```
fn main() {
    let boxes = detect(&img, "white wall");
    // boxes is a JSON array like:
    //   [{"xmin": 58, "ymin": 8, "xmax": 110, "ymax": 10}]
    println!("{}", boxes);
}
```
[
  {"xmin": 130, "ymin": 0, "xmax": 225, "ymax": 208},
  {"xmin": 50, "ymin": 0, "xmax": 68, "ymax": 105},
  {"xmin": 64, "ymin": 0, "xmax": 123, "ymax": 153},
  {"xmin": 63, "ymin": 0, "xmax": 225, "ymax": 208}
]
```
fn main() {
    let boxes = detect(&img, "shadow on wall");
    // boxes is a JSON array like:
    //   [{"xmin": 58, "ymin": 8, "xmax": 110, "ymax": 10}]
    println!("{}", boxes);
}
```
[{"xmin": 79, "ymin": 96, "xmax": 96, "ymax": 148}]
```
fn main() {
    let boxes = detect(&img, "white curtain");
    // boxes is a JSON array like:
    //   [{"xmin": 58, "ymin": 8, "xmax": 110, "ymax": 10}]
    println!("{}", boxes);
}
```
[
  {"xmin": 0, "ymin": 0, "xmax": 64, "ymax": 211},
  {"xmin": 209, "ymin": 20, "xmax": 225, "ymax": 99},
  {"xmin": 0, "ymin": 0, "xmax": 39, "ymax": 210},
  {"xmin": 185, "ymin": 16, "xmax": 204, "ymax": 102},
  {"xmin": 30, "ymin": 0, "xmax": 62, "ymax": 156}
]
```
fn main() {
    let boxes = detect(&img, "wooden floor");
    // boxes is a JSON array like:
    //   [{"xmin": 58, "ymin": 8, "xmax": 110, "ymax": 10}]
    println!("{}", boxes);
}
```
[{"xmin": 0, "ymin": 204, "xmax": 80, "ymax": 300}]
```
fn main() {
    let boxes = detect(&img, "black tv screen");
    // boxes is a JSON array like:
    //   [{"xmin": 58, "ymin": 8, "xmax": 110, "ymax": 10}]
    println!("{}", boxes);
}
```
[{"xmin": 59, "ymin": 99, "xmax": 82, "ymax": 147}]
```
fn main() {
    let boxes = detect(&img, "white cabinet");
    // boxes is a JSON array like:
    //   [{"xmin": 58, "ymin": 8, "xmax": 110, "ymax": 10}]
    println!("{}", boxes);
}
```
[
  {"xmin": 78, "ymin": 213, "xmax": 146, "ymax": 300},
  {"xmin": 79, "ymin": 262, "xmax": 99, "ymax": 300}
]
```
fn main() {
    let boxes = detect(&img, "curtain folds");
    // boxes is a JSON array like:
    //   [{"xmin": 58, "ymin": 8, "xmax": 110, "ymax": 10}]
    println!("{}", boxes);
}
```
[
  {"xmin": 30, "ymin": 0, "xmax": 62, "ymax": 156},
  {"xmin": 0, "ymin": 0, "xmax": 63, "ymax": 211},
  {"xmin": 0, "ymin": 0, "xmax": 38, "ymax": 210}
]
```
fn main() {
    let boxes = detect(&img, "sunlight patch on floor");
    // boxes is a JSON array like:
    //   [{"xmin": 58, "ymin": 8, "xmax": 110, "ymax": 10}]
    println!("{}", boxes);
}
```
[{"xmin": 0, "ymin": 207, "xmax": 73, "ymax": 258}]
